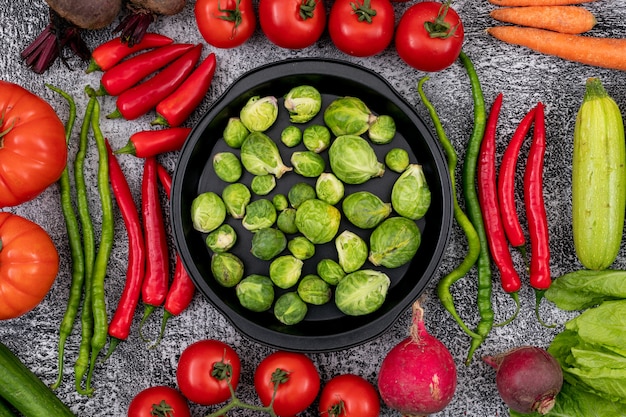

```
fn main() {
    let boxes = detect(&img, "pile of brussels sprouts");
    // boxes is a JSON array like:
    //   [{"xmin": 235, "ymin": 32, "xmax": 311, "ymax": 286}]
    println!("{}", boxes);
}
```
[{"xmin": 190, "ymin": 85, "xmax": 432, "ymax": 326}]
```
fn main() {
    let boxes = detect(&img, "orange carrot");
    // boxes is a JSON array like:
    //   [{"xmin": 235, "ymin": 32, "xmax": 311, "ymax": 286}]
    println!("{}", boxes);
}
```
[
  {"xmin": 490, "ymin": 6, "xmax": 596, "ymax": 34},
  {"xmin": 486, "ymin": 26, "xmax": 626, "ymax": 71},
  {"xmin": 489, "ymin": 0, "xmax": 594, "ymax": 6}
]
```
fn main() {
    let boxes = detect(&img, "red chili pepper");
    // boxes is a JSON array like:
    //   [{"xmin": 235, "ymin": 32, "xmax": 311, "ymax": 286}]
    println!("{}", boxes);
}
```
[
  {"xmin": 108, "ymin": 44, "xmax": 203, "ymax": 121},
  {"xmin": 497, "ymin": 106, "xmax": 536, "ymax": 252},
  {"xmin": 114, "ymin": 127, "xmax": 192, "ymax": 158},
  {"xmin": 139, "ymin": 156, "xmax": 170, "ymax": 340},
  {"xmin": 86, "ymin": 33, "xmax": 173, "ymax": 73},
  {"xmin": 98, "ymin": 43, "xmax": 194, "ymax": 96},
  {"xmin": 103, "ymin": 140, "xmax": 146, "ymax": 359},
  {"xmin": 478, "ymin": 93, "xmax": 522, "ymax": 296},
  {"xmin": 152, "ymin": 53, "xmax": 217, "ymax": 127}
]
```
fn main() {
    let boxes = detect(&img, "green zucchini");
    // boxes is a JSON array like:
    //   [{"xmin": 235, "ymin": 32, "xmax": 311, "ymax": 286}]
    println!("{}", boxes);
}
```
[
  {"xmin": 0, "ymin": 397, "xmax": 17, "ymax": 417},
  {"xmin": 0, "ymin": 341, "xmax": 76, "ymax": 417},
  {"xmin": 572, "ymin": 77, "xmax": 626, "ymax": 271}
]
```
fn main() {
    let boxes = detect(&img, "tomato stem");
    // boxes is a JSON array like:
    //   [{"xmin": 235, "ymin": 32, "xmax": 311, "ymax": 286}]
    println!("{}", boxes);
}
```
[
  {"xmin": 151, "ymin": 400, "xmax": 176, "ymax": 417},
  {"xmin": 350, "ymin": 0, "xmax": 377, "ymax": 23},
  {"xmin": 299, "ymin": 0, "xmax": 318, "ymax": 19},
  {"xmin": 424, "ymin": 2, "xmax": 461, "ymax": 39},
  {"xmin": 217, "ymin": 0, "xmax": 244, "ymax": 40}
]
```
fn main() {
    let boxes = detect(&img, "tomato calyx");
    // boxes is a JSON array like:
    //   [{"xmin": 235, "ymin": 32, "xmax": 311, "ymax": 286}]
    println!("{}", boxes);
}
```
[
  {"xmin": 150, "ymin": 400, "xmax": 176, "ymax": 417},
  {"xmin": 216, "ymin": 0, "xmax": 244, "ymax": 39},
  {"xmin": 0, "ymin": 112, "xmax": 15, "ymax": 143},
  {"xmin": 324, "ymin": 399, "xmax": 347, "ymax": 417},
  {"xmin": 350, "ymin": 0, "xmax": 377, "ymax": 23},
  {"xmin": 424, "ymin": 2, "xmax": 460, "ymax": 39},
  {"xmin": 299, "ymin": 0, "xmax": 318, "ymax": 20}
]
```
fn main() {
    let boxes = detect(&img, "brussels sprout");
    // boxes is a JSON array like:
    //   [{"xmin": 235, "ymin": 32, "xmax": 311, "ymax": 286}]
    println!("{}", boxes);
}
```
[
  {"xmin": 276, "ymin": 208, "xmax": 298, "ymax": 234},
  {"xmin": 222, "ymin": 183, "xmax": 251, "ymax": 219},
  {"xmin": 323, "ymin": 96, "xmax": 375, "ymax": 136},
  {"xmin": 369, "ymin": 217, "xmax": 421, "ymax": 268},
  {"xmin": 316, "ymin": 258, "xmax": 345, "ymax": 285},
  {"xmin": 211, "ymin": 252, "xmax": 244, "ymax": 287},
  {"xmin": 291, "ymin": 151, "xmax": 325, "ymax": 178},
  {"xmin": 242, "ymin": 198, "xmax": 277, "ymax": 231},
  {"xmin": 283, "ymin": 85, "xmax": 322, "ymax": 123},
  {"xmin": 250, "ymin": 227, "xmax": 287, "ymax": 261},
  {"xmin": 288, "ymin": 182, "xmax": 316, "ymax": 209},
  {"xmin": 303, "ymin": 124, "xmax": 331, "ymax": 153},
  {"xmin": 315, "ymin": 173, "xmax": 344, "ymax": 206},
  {"xmin": 223, "ymin": 117, "xmax": 249, "ymax": 148},
  {"xmin": 295, "ymin": 199, "xmax": 341, "ymax": 244},
  {"xmin": 342, "ymin": 191, "xmax": 392, "ymax": 229},
  {"xmin": 328, "ymin": 135, "xmax": 385, "ymax": 184},
  {"xmin": 335, "ymin": 269, "xmax": 391, "ymax": 316},
  {"xmin": 240, "ymin": 131, "xmax": 292, "ymax": 178},
  {"xmin": 240, "ymin": 95, "xmax": 278, "ymax": 132},
  {"xmin": 297, "ymin": 274, "xmax": 331, "ymax": 305},
  {"xmin": 236, "ymin": 274, "xmax": 274, "ymax": 312},
  {"xmin": 191, "ymin": 192, "xmax": 226, "ymax": 233},
  {"xmin": 385, "ymin": 148, "xmax": 410, "ymax": 173},
  {"xmin": 269, "ymin": 255, "xmax": 303, "ymax": 289},
  {"xmin": 287, "ymin": 236, "xmax": 315, "ymax": 260},
  {"xmin": 213, "ymin": 152, "xmax": 243, "ymax": 183},
  {"xmin": 251, "ymin": 174, "xmax": 277, "ymax": 196},
  {"xmin": 335, "ymin": 230, "xmax": 368, "ymax": 273},
  {"xmin": 274, "ymin": 292, "xmax": 308, "ymax": 325},
  {"xmin": 368, "ymin": 115, "xmax": 396, "ymax": 144},
  {"xmin": 272, "ymin": 193, "xmax": 289, "ymax": 211},
  {"xmin": 205, "ymin": 224, "xmax": 237, "ymax": 253},
  {"xmin": 280, "ymin": 125, "xmax": 302, "ymax": 147},
  {"xmin": 391, "ymin": 164, "xmax": 431, "ymax": 220}
]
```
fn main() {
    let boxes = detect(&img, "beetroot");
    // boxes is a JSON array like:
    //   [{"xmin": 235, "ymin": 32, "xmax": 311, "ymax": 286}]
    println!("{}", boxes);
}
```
[
  {"xmin": 483, "ymin": 346, "xmax": 563, "ymax": 415},
  {"xmin": 378, "ymin": 301, "xmax": 457, "ymax": 416},
  {"xmin": 114, "ymin": 0, "xmax": 187, "ymax": 46}
]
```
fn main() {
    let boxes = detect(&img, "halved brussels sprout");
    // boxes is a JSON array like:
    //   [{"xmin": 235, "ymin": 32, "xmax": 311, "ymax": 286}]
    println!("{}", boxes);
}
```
[
  {"xmin": 335, "ymin": 269, "xmax": 391, "ymax": 316},
  {"xmin": 272, "ymin": 193, "xmax": 289, "ymax": 211},
  {"xmin": 251, "ymin": 174, "xmax": 277, "ymax": 196},
  {"xmin": 303, "ymin": 124, "xmax": 331, "ymax": 153},
  {"xmin": 335, "ymin": 230, "xmax": 368, "ymax": 273},
  {"xmin": 269, "ymin": 255, "xmax": 303, "ymax": 289},
  {"xmin": 291, "ymin": 151, "xmax": 325, "ymax": 178},
  {"xmin": 236, "ymin": 274, "xmax": 274, "ymax": 312},
  {"xmin": 276, "ymin": 208, "xmax": 298, "ymax": 234},
  {"xmin": 211, "ymin": 252, "xmax": 244, "ymax": 287},
  {"xmin": 242, "ymin": 198, "xmax": 277, "ymax": 231},
  {"xmin": 391, "ymin": 164, "xmax": 431, "ymax": 220},
  {"xmin": 288, "ymin": 182, "xmax": 316, "ymax": 209},
  {"xmin": 295, "ymin": 199, "xmax": 341, "ymax": 244},
  {"xmin": 223, "ymin": 117, "xmax": 249, "ymax": 149},
  {"xmin": 369, "ymin": 217, "xmax": 421, "ymax": 268},
  {"xmin": 274, "ymin": 292, "xmax": 308, "ymax": 325},
  {"xmin": 222, "ymin": 183, "xmax": 251, "ymax": 219},
  {"xmin": 297, "ymin": 274, "xmax": 331, "ymax": 305},
  {"xmin": 342, "ymin": 191, "xmax": 392, "ymax": 229},
  {"xmin": 250, "ymin": 227, "xmax": 287, "ymax": 261},
  {"xmin": 368, "ymin": 115, "xmax": 396, "ymax": 144},
  {"xmin": 287, "ymin": 236, "xmax": 315, "ymax": 260},
  {"xmin": 316, "ymin": 258, "xmax": 345, "ymax": 285},
  {"xmin": 213, "ymin": 152, "xmax": 243, "ymax": 183},
  {"xmin": 240, "ymin": 95, "xmax": 278, "ymax": 132},
  {"xmin": 385, "ymin": 148, "xmax": 410, "ymax": 173},
  {"xmin": 281, "ymin": 125, "xmax": 302, "ymax": 147},
  {"xmin": 323, "ymin": 96, "xmax": 375, "ymax": 136},
  {"xmin": 284, "ymin": 85, "xmax": 322, "ymax": 123},
  {"xmin": 240, "ymin": 131, "xmax": 292, "ymax": 178},
  {"xmin": 205, "ymin": 224, "xmax": 237, "ymax": 253},
  {"xmin": 315, "ymin": 173, "xmax": 344, "ymax": 206},
  {"xmin": 191, "ymin": 192, "xmax": 226, "ymax": 233},
  {"xmin": 328, "ymin": 135, "xmax": 385, "ymax": 184}
]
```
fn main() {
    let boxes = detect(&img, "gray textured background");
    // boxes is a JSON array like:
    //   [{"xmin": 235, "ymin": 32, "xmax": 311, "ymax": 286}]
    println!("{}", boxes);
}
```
[{"xmin": 0, "ymin": 0, "xmax": 624, "ymax": 416}]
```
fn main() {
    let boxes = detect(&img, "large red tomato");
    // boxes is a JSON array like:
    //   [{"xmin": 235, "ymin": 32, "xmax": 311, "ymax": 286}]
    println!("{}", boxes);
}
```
[
  {"xmin": 0, "ymin": 80, "xmax": 67, "ymax": 208},
  {"xmin": 194, "ymin": 0, "xmax": 256, "ymax": 48},
  {"xmin": 0, "ymin": 212, "xmax": 59, "ymax": 320},
  {"xmin": 128, "ymin": 386, "xmax": 191, "ymax": 417},
  {"xmin": 395, "ymin": 2, "xmax": 465, "ymax": 72},
  {"xmin": 259, "ymin": 0, "xmax": 326, "ymax": 49},
  {"xmin": 319, "ymin": 374, "xmax": 380, "ymax": 417},
  {"xmin": 328, "ymin": 0, "xmax": 395, "ymax": 57}
]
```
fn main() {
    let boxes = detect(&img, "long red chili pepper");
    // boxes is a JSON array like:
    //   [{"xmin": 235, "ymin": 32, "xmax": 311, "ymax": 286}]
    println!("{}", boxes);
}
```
[
  {"xmin": 86, "ymin": 33, "xmax": 173, "ymax": 73},
  {"xmin": 139, "ymin": 156, "xmax": 170, "ymax": 340},
  {"xmin": 103, "ymin": 140, "xmax": 146, "ymax": 359},
  {"xmin": 152, "ymin": 53, "xmax": 217, "ymax": 127},
  {"xmin": 497, "ymin": 106, "xmax": 537, "ymax": 253},
  {"xmin": 98, "ymin": 43, "xmax": 194, "ymax": 96},
  {"xmin": 114, "ymin": 127, "xmax": 192, "ymax": 158},
  {"xmin": 108, "ymin": 44, "xmax": 203, "ymax": 121}
]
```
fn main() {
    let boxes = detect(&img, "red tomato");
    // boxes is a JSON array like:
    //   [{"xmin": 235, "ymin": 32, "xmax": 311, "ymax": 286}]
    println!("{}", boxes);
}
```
[
  {"xmin": 259, "ymin": 0, "xmax": 326, "ymax": 49},
  {"xmin": 319, "ymin": 374, "xmax": 380, "ymax": 417},
  {"xmin": 194, "ymin": 0, "xmax": 256, "ymax": 48},
  {"xmin": 254, "ymin": 351, "xmax": 320, "ymax": 416},
  {"xmin": 328, "ymin": 0, "xmax": 395, "ymax": 57},
  {"xmin": 128, "ymin": 386, "xmax": 190, "ymax": 417},
  {"xmin": 395, "ymin": 1, "xmax": 465, "ymax": 72},
  {"xmin": 176, "ymin": 339, "xmax": 241, "ymax": 406}
]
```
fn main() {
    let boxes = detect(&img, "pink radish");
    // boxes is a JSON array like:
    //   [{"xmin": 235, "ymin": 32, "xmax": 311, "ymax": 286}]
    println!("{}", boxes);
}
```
[
  {"xmin": 483, "ymin": 346, "xmax": 563, "ymax": 415},
  {"xmin": 377, "ymin": 301, "xmax": 457, "ymax": 416}
]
